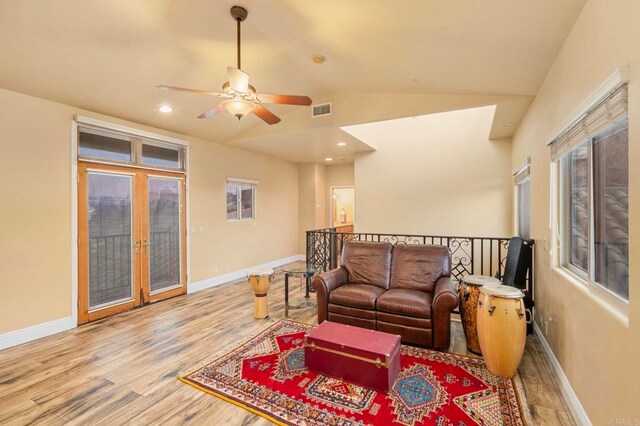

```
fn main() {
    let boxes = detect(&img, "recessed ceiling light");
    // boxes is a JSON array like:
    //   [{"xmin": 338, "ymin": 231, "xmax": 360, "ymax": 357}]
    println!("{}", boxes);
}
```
[
  {"xmin": 337, "ymin": 142, "xmax": 346, "ymax": 147},
  {"xmin": 325, "ymin": 157, "xmax": 333, "ymax": 161},
  {"xmin": 158, "ymin": 105, "xmax": 174, "ymax": 113},
  {"xmin": 312, "ymin": 55, "xmax": 326, "ymax": 64}
]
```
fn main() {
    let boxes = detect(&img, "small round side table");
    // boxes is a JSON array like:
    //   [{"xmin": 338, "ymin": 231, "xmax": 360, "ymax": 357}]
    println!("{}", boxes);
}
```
[{"xmin": 283, "ymin": 265, "xmax": 317, "ymax": 317}]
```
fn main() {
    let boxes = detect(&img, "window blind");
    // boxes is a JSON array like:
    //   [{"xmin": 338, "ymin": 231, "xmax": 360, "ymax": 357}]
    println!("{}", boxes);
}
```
[
  {"xmin": 513, "ymin": 158, "xmax": 531, "ymax": 185},
  {"xmin": 227, "ymin": 177, "xmax": 258, "ymax": 187},
  {"xmin": 549, "ymin": 85, "xmax": 627, "ymax": 161}
]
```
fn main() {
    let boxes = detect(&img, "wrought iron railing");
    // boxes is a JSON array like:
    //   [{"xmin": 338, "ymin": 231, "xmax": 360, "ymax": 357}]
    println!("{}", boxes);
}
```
[
  {"xmin": 306, "ymin": 228, "xmax": 532, "ymax": 289},
  {"xmin": 88, "ymin": 230, "xmax": 180, "ymax": 305}
]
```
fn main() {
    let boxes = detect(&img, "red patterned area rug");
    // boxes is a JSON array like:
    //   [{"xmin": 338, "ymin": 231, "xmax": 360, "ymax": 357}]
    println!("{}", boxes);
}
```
[{"xmin": 180, "ymin": 320, "xmax": 531, "ymax": 425}]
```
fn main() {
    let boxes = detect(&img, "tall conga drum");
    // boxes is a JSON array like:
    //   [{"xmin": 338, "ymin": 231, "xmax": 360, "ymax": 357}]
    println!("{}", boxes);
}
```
[
  {"xmin": 248, "ymin": 268, "xmax": 274, "ymax": 319},
  {"xmin": 458, "ymin": 275, "xmax": 500, "ymax": 354},
  {"xmin": 477, "ymin": 284, "xmax": 526, "ymax": 378}
]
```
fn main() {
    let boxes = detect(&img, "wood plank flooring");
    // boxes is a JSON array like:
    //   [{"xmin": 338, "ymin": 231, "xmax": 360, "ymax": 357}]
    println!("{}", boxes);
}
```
[{"xmin": 0, "ymin": 263, "xmax": 574, "ymax": 425}]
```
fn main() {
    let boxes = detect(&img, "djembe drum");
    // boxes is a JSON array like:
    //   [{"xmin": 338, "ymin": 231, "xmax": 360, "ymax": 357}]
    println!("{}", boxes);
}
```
[
  {"xmin": 248, "ymin": 268, "xmax": 274, "ymax": 319},
  {"xmin": 477, "ymin": 284, "xmax": 526, "ymax": 378},
  {"xmin": 458, "ymin": 275, "xmax": 500, "ymax": 354}
]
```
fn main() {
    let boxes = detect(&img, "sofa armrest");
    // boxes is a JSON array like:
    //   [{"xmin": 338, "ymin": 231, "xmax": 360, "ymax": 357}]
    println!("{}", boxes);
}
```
[
  {"xmin": 432, "ymin": 276, "xmax": 459, "ymax": 349},
  {"xmin": 312, "ymin": 267, "xmax": 349, "ymax": 324}
]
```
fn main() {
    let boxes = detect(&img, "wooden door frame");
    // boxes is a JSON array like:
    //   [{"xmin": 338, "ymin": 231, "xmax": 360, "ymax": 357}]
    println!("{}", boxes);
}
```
[
  {"xmin": 71, "ymin": 116, "xmax": 190, "ymax": 328},
  {"xmin": 141, "ymin": 170, "xmax": 188, "ymax": 304},
  {"xmin": 77, "ymin": 163, "xmax": 188, "ymax": 324},
  {"xmin": 77, "ymin": 162, "xmax": 142, "ymax": 324}
]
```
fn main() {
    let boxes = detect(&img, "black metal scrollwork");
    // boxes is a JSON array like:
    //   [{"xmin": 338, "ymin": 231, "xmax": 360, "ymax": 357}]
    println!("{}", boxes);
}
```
[{"xmin": 306, "ymin": 229, "xmax": 519, "ymax": 289}]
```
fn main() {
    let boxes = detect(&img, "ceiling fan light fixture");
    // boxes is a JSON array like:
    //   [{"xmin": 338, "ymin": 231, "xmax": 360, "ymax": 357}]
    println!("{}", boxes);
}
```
[
  {"xmin": 157, "ymin": 5, "xmax": 310, "ymax": 125},
  {"xmin": 223, "ymin": 99, "xmax": 256, "ymax": 120}
]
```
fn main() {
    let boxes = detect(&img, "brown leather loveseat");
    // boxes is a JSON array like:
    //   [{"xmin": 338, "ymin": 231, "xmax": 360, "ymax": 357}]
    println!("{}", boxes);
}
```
[{"xmin": 312, "ymin": 241, "xmax": 458, "ymax": 349}]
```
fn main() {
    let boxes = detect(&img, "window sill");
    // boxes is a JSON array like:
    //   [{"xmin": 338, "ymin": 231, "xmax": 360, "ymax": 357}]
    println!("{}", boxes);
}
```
[{"xmin": 553, "ymin": 266, "xmax": 629, "ymax": 326}]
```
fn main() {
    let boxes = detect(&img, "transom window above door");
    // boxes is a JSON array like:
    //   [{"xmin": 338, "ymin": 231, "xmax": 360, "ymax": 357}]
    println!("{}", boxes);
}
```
[{"xmin": 78, "ymin": 125, "xmax": 186, "ymax": 171}]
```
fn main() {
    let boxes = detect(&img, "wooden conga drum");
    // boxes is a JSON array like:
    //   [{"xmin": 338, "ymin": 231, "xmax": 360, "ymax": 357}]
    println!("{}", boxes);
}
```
[
  {"xmin": 458, "ymin": 275, "xmax": 500, "ymax": 354},
  {"xmin": 477, "ymin": 284, "xmax": 526, "ymax": 378},
  {"xmin": 248, "ymin": 268, "xmax": 274, "ymax": 319}
]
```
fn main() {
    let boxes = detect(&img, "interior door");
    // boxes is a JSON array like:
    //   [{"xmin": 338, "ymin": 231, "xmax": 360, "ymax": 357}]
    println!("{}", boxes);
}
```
[{"xmin": 78, "ymin": 163, "xmax": 186, "ymax": 324}]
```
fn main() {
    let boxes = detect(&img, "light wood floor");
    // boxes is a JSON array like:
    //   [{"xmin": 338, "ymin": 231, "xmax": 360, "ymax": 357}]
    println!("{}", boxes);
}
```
[{"xmin": 0, "ymin": 263, "xmax": 574, "ymax": 425}]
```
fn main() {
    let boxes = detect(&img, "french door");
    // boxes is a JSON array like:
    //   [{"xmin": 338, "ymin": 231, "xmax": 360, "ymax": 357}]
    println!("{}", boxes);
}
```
[{"xmin": 78, "ymin": 163, "xmax": 186, "ymax": 324}]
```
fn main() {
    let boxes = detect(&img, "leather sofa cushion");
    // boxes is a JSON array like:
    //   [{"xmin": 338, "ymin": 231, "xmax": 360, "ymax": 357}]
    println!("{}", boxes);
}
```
[
  {"xmin": 341, "ymin": 241, "xmax": 392, "ymax": 289},
  {"xmin": 329, "ymin": 284, "xmax": 386, "ymax": 309},
  {"xmin": 377, "ymin": 289, "xmax": 433, "ymax": 318},
  {"xmin": 390, "ymin": 244, "xmax": 451, "ymax": 292}
]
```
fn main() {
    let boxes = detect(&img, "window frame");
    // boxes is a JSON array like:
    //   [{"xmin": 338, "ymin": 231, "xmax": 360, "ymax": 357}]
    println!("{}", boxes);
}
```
[
  {"xmin": 560, "ymin": 142, "xmax": 591, "ymax": 281},
  {"xmin": 78, "ymin": 125, "xmax": 186, "ymax": 172},
  {"xmin": 226, "ymin": 182, "xmax": 256, "ymax": 221},
  {"xmin": 513, "ymin": 159, "xmax": 531, "ymax": 240},
  {"xmin": 558, "ymin": 124, "xmax": 629, "ymax": 306},
  {"xmin": 515, "ymin": 177, "xmax": 531, "ymax": 240}
]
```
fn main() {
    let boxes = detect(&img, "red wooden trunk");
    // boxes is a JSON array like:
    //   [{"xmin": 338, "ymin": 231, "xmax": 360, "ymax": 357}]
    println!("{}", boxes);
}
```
[{"xmin": 305, "ymin": 321, "xmax": 401, "ymax": 393}]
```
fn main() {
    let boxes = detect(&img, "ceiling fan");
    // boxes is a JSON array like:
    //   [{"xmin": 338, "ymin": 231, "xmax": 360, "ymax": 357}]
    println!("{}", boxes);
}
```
[{"xmin": 157, "ymin": 5, "xmax": 312, "ymax": 125}]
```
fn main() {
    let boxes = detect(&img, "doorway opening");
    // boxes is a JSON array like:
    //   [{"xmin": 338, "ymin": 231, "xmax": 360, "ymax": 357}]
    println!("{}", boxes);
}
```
[{"xmin": 331, "ymin": 187, "xmax": 355, "ymax": 232}]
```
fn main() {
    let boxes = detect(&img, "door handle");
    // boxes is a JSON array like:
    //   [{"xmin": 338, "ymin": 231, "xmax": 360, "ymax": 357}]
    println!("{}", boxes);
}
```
[
  {"xmin": 133, "ymin": 240, "xmax": 141, "ymax": 254},
  {"xmin": 143, "ymin": 239, "xmax": 152, "ymax": 253}
]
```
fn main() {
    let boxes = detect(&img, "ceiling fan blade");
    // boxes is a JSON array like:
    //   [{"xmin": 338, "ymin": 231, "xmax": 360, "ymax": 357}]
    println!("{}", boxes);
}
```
[
  {"xmin": 253, "ymin": 104, "xmax": 281, "ymax": 125},
  {"xmin": 258, "ymin": 93, "xmax": 312, "ymax": 106},
  {"xmin": 198, "ymin": 103, "xmax": 226, "ymax": 119},
  {"xmin": 156, "ymin": 85, "xmax": 223, "ymax": 97},
  {"xmin": 227, "ymin": 67, "xmax": 250, "ymax": 93}
]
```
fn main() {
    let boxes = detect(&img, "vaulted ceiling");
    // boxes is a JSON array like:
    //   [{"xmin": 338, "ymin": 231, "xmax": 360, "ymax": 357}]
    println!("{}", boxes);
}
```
[{"xmin": 0, "ymin": 0, "xmax": 586, "ymax": 162}]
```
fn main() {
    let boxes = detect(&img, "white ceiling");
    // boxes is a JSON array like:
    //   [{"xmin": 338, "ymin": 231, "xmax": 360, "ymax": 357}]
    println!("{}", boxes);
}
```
[{"xmin": 0, "ymin": 0, "xmax": 586, "ymax": 162}]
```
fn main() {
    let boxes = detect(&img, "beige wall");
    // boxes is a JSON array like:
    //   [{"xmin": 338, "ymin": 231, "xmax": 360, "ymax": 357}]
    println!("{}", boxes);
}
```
[
  {"xmin": 298, "ymin": 164, "xmax": 317, "ymax": 252},
  {"xmin": 326, "ymin": 163, "xmax": 355, "ymax": 189},
  {"xmin": 0, "ymin": 87, "xmax": 299, "ymax": 335},
  {"xmin": 315, "ymin": 165, "xmax": 327, "ymax": 229},
  {"xmin": 511, "ymin": 0, "xmax": 640, "ymax": 422},
  {"xmin": 298, "ymin": 162, "xmax": 355, "ymax": 250},
  {"xmin": 354, "ymin": 106, "xmax": 513, "ymax": 237}
]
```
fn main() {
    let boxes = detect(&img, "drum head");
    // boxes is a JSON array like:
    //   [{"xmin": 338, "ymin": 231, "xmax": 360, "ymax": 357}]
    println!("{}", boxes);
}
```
[
  {"xmin": 462, "ymin": 275, "xmax": 501, "ymax": 286},
  {"xmin": 479, "ymin": 284, "xmax": 524, "ymax": 298}
]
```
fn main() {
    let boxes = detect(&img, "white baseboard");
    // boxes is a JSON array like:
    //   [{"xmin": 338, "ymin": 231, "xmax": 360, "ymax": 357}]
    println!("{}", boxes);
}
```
[
  {"xmin": 533, "ymin": 323, "xmax": 591, "ymax": 425},
  {"xmin": 0, "ymin": 316, "xmax": 74, "ymax": 351},
  {"xmin": 188, "ymin": 254, "xmax": 305, "ymax": 294},
  {"xmin": 0, "ymin": 255, "xmax": 305, "ymax": 351}
]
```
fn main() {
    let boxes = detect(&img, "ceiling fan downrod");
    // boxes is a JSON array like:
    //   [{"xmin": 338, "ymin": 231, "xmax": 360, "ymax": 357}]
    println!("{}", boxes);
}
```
[{"xmin": 230, "ymin": 6, "xmax": 248, "ymax": 70}]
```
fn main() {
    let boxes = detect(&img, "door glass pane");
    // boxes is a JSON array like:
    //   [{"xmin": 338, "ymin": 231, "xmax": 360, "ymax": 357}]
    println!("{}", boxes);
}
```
[
  {"xmin": 142, "ymin": 143, "xmax": 182, "ymax": 169},
  {"xmin": 88, "ymin": 173, "xmax": 133, "ymax": 308},
  {"xmin": 226, "ymin": 185, "xmax": 238, "ymax": 219},
  {"xmin": 593, "ymin": 119, "xmax": 628, "ymax": 299},
  {"xmin": 79, "ymin": 129, "xmax": 132, "ymax": 162},
  {"xmin": 240, "ymin": 186, "xmax": 254, "ymax": 219},
  {"xmin": 148, "ymin": 177, "xmax": 181, "ymax": 293},
  {"xmin": 566, "ymin": 143, "xmax": 589, "ymax": 272}
]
